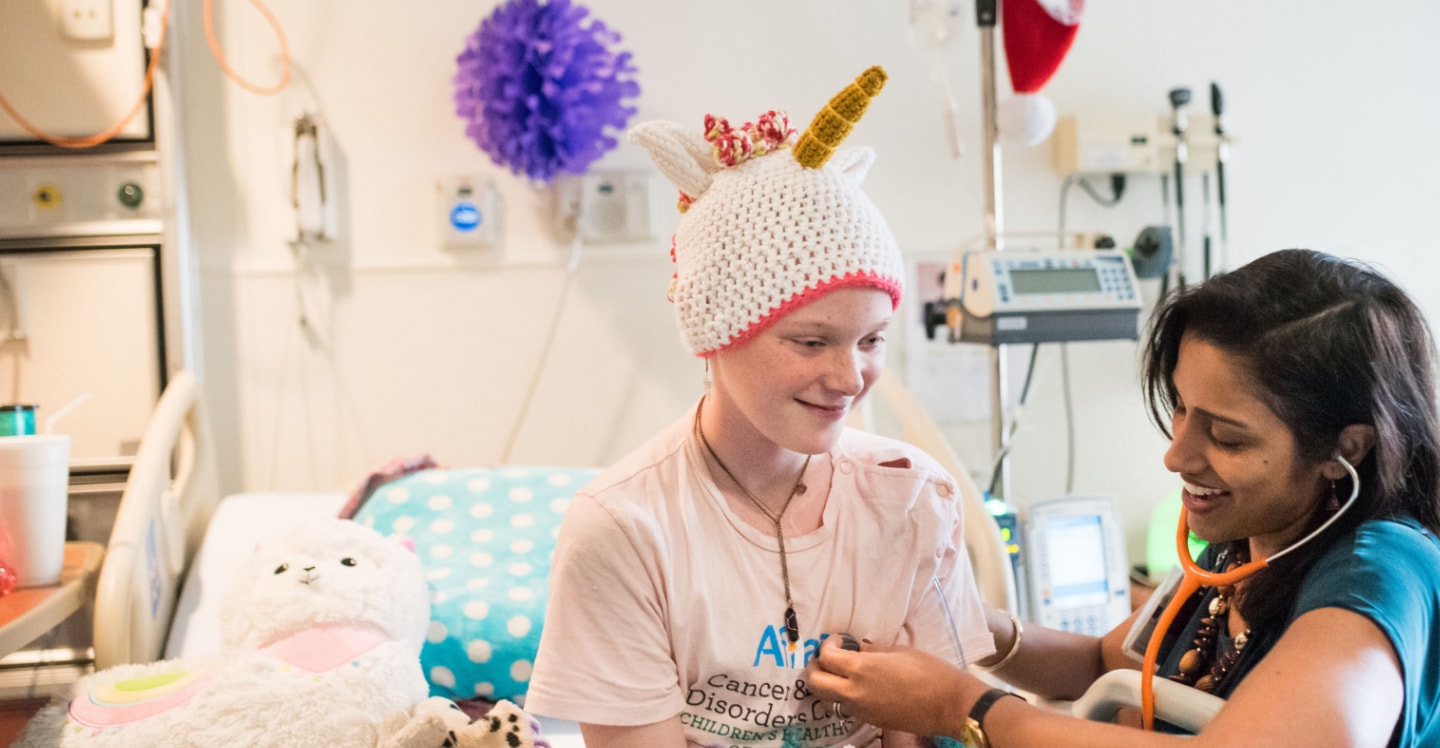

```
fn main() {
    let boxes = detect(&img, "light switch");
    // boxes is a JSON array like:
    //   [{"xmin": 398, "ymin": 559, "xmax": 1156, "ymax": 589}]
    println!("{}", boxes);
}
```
[{"xmin": 438, "ymin": 177, "xmax": 502, "ymax": 251}]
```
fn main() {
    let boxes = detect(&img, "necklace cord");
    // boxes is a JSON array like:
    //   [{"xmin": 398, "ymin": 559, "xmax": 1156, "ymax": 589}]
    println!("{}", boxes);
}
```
[{"xmin": 694, "ymin": 398, "xmax": 811, "ymax": 644}]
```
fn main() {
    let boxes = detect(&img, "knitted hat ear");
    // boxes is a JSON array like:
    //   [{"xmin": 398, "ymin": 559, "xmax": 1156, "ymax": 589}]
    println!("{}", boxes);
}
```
[
  {"xmin": 629, "ymin": 120, "xmax": 718, "ymax": 199},
  {"xmin": 633, "ymin": 66, "xmax": 902, "ymax": 357},
  {"xmin": 831, "ymin": 147, "xmax": 876, "ymax": 184}
]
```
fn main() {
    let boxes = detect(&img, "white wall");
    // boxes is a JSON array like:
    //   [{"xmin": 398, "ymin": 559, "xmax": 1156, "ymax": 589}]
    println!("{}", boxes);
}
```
[{"xmin": 176, "ymin": 0, "xmax": 1440, "ymax": 565}]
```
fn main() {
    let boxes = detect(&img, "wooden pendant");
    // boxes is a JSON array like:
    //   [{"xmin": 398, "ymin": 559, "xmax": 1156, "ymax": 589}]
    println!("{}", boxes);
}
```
[{"xmin": 1178, "ymin": 648, "xmax": 1204, "ymax": 674}]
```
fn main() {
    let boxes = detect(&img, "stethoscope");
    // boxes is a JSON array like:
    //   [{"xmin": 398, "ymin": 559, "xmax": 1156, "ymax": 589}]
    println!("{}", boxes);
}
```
[{"xmin": 1140, "ymin": 454, "xmax": 1361, "ymax": 729}]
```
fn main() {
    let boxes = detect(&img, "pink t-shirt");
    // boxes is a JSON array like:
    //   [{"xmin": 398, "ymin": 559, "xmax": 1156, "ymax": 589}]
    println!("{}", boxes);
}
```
[{"xmin": 527, "ymin": 407, "xmax": 995, "ymax": 748}]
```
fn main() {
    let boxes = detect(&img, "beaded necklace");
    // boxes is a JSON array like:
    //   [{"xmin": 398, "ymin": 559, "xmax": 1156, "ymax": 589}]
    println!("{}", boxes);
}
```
[
  {"xmin": 1171, "ymin": 546, "xmax": 1253, "ymax": 694},
  {"xmin": 694, "ymin": 400, "xmax": 811, "ymax": 649}
]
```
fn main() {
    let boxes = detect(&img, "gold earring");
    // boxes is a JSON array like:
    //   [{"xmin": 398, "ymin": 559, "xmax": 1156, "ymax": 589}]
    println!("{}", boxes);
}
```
[{"xmin": 1327, "ymin": 480, "xmax": 1341, "ymax": 512}]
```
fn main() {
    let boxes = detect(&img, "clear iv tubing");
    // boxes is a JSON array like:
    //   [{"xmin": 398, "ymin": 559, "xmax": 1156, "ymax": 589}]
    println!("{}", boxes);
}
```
[
  {"xmin": 1140, "ymin": 455, "xmax": 1362, "ymax": 729},
  {"xmin": 931, "ymin": 576, "xmax": 969, "ymax": 670}
]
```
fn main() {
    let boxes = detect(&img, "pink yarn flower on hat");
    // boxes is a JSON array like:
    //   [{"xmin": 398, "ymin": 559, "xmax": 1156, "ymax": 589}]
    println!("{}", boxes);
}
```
[
  {"xmin": 703, "ymin": 111, "xmax": 795, "ymax": 168},
  {"xmin": 666, "ymin": 234, "xmax": 679, "ymax": 302},
  {"xmin": 749, "ymin": 110, "xmax": 794, "ymax": 156},
  {"xmin": 672, "ymin": 111, "xmax": 798, "ymax": 212},
  {"xmin": 705, "ymin": 114, "xmax": 753, "ymax": 167}
]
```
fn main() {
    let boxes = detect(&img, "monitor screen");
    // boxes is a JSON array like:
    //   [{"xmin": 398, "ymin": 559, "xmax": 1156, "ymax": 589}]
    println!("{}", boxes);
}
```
[
  {"xmin": 1009, "ymin": 267, "xmax": 1102, "ymax": 295},
  {"xmin": 1043, "ymin": 514, "xmax": 1110, "ymax": 609}
]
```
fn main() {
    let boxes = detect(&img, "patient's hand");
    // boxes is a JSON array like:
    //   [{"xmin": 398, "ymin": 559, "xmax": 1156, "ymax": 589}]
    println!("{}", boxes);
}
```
[{"xmin": 809, "ymin": 638, "xmax": 978, "ymax": 740}]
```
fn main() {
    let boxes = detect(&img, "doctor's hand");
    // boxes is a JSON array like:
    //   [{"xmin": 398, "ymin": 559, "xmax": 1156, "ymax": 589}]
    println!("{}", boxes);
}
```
[{"xmin": 807, "ymin": 638, "xmax": 984, "ymax": 740}]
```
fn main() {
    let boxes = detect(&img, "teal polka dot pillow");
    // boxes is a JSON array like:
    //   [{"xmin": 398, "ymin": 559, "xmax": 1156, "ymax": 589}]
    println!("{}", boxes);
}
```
[{"xmin": 353, "ymin": 466, "xmax": 597, "ymax": 702}]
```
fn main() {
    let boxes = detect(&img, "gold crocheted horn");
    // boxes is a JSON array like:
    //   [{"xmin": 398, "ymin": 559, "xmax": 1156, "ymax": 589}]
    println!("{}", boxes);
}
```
[{"xmin": 793, "ymin": 66, "xmax": 888, "ymax": 169}]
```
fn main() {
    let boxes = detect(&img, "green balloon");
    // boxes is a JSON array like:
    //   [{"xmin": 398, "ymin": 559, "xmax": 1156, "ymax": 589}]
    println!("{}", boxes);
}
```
[{"xmin": 1146, "ymin": 488, "xmax": 1207, "ymax": 581}]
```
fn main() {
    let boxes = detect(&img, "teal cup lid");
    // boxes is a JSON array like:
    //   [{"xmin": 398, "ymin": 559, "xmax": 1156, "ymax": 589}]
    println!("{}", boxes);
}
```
[{"xmin": 0, "ymin": 404, "xmax": 37, "ymax": 437}]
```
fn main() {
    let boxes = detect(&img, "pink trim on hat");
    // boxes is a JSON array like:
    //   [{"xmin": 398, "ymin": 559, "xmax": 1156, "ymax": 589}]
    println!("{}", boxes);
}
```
[{"xmin": 699, "ymin": 271, "xmax": 903, "ymax": 358}]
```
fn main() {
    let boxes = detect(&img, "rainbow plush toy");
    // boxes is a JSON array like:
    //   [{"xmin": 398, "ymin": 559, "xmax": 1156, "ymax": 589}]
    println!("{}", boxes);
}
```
[{"xmin": 16, "ymin": 520, "xmax": 543, "ymax": 748}]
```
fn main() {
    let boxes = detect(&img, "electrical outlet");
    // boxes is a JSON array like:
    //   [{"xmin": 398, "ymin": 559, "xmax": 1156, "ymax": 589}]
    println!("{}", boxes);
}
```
[
  {"xmin": 59, "ymin": 0, "xmax": 115, "ymax": 42},
  {"xmin": 552, "ymin": 171, "xmax": 664, "ymax": 243}
]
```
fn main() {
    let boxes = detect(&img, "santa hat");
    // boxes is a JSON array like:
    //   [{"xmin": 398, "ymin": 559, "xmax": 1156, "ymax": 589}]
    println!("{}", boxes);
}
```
[
  {"xmin": 629, "ymin": 67, "xmax": 904, "ymax": 357},
  {"xmin": 998, "ymin": 0, "xmax": 1084, "ymax": 146}
]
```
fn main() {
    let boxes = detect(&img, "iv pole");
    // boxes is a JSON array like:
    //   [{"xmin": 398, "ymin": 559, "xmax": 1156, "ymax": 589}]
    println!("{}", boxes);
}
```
[{"xmin": 977, "ymin": 0, "xmax": 1011, "ymax": 502}]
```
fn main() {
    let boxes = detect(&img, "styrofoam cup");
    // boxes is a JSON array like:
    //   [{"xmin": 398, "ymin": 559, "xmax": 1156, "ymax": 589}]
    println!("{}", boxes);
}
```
[{"xmin": 0, "ymin": 435, "xmax": 71, "ymax": 587}]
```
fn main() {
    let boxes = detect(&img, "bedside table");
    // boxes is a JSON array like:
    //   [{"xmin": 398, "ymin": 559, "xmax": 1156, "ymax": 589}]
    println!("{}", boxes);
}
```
[{"xmin": 0, "ymin": 542, "xmax": 104, "ymax": 659}]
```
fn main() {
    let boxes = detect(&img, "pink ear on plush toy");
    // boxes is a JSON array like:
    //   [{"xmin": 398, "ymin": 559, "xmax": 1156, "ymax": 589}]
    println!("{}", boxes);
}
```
[
  {"xmin": 999, "ymin": 0, "xmax": 1083, "ymax": 146},
  {"xmin": 397, "ymin": 537, "xmax": 416, "ymax": 553}
]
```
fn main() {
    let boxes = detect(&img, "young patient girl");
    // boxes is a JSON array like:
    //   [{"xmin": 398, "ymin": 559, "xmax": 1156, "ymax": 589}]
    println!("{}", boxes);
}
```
[{"xmin": 526, "ymin": 66, "xmax": 995, "ymax": 748}]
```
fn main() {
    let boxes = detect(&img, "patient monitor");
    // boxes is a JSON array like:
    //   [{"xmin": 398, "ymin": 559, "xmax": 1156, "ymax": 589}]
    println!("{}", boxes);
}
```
[
  {"xmin": 1022, "ymin": 496, "xmax": 1131, "ymax": 635},
  {"xmin": 937, "ymin": 248, "xmax": 1142, "ymax": 345}
]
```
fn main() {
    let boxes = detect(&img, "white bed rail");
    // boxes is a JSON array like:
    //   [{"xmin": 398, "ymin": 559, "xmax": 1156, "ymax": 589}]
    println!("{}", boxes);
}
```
[
  {"xmin": 93, "ymin": 370, "xmax": 219, "ymax": 670},
  {"xmin": 855, "ymin": 371, "xmax": 1020, "ymax": 614},
  {"xmin": 1071, "ymin": 668, "xmax": 1224, "ymax": 734}
]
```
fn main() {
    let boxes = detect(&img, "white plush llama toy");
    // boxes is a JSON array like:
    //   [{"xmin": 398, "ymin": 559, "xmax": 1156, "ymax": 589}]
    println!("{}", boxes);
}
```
[{"xmin": 18, "ymin": 519, "xmax": 441, "ymax": 747}]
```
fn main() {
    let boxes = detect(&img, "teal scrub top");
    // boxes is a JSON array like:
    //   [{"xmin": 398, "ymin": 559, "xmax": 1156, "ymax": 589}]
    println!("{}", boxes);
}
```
[
  {"xmin": 1150, "ymin": 518, "xmax": 1440, "ymax": 746},
  {"xmin": 1295, "ymin": 518, "xmax": 1440, "ymax": 747}
]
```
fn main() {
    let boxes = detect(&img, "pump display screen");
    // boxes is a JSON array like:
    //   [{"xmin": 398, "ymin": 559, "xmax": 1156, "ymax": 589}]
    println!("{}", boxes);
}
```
[
  {"xmin": 1009, "ymin": 268, "xmax": 1102, "ymax": 295},
  {"xmin": 1043, "ymin": 514, "xmax": 1110, "ymax": 609}
]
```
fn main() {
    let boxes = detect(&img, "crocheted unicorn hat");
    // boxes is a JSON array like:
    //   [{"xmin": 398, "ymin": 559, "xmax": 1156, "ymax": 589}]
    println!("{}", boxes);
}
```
[{"xmin": 630, "ymin": 66, "xmax": 904, "ymax": 357}]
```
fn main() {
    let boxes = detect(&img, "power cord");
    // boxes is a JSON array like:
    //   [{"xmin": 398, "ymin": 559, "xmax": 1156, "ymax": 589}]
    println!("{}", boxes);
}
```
[
  {"xmin": 1052, "ymin": 172, "xmax": 1127, "ymax": 495},
  {"xmin": 499, "ymin": 235, "xmax": 583, "ymax": 464},
  {"xmin": 1062, "ymin": 343, "xmax": 1076, "ymax": 493},
  {"xmin": 1056, "ymin": 172, "xmax": 1126, "ymax": 249},
  {"xmin": 986, "ymin": 342, "xmax": 1041, "ymax": 497}
]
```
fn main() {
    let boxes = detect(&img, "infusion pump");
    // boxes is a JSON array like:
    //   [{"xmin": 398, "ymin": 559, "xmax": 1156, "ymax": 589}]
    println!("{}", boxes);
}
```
[{"xmin": 938, "ymin": 249, "xmax": 1143, "ymax": 345}]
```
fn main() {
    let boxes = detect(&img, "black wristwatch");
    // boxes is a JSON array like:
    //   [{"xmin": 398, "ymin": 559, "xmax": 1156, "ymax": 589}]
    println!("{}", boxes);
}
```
[{"xmin": 960, "ymin": 687, "xmax": 1024, "ymax": 748}]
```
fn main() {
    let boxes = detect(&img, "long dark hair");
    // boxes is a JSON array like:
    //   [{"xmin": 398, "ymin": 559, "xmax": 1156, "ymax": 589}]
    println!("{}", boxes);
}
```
[{"xmin": 1141, "ymin": 249, "xmax": 1440, "ymax": 631}]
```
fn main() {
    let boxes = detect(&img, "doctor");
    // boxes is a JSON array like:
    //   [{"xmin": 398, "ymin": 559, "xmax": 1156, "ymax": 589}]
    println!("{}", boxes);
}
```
[{"xmin": 810, "ymin": 249, "xmax": 1440, "ymax": 747}]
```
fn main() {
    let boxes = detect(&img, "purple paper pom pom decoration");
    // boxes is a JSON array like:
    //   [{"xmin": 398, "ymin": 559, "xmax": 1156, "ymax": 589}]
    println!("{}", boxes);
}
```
[{"xmin": 454, "ymin": 0, "xmax": 640, "ymax": 183}]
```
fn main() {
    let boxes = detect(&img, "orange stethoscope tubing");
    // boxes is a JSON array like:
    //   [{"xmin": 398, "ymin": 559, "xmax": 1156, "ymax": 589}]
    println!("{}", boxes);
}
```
[
  {"xmin": 203, "ymin": 0, "xmax": 291, "ymax": 95},
  {"xmin": 1139, "ymin": 455, "xmax": 1361, "ymax": 730},
  {"xmin": 0, "ymin": 0, "xmax": 289, "ymax": 149}
]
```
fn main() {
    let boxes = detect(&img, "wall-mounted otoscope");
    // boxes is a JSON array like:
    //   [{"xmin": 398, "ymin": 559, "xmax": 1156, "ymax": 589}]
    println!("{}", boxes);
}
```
[
  {"xmin": 1210, "ymin": 82, "xmax": 1229, "ymax": 277},
  {"xmin": 1168, "ymin": 87, "xmax": 1191, "ymax": 291}
]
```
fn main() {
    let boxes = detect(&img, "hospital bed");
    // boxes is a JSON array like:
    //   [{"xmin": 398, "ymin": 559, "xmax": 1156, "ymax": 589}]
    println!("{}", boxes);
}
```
[{"xmin": 88, "ymin": 370, "xmax": 1219, "ymax": 745}]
